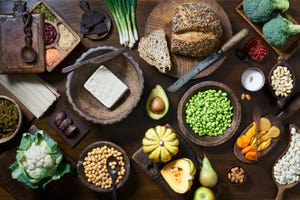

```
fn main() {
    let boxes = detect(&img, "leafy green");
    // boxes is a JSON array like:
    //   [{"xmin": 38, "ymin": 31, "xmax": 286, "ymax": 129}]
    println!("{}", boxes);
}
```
[
  {"xmin": 243, "ymin": 0, "xmax": 289, "ymax": 23},
  {"xmin": 103, "ymin": 0, "xmax": 138, "ymax": 48},
  {"xmin": 9, "ymin": 130, "xmax": 71, "ymax": 189},
  {"xmin": 262, "ymin": 14, "xmax": 300, "ymax": 46}
]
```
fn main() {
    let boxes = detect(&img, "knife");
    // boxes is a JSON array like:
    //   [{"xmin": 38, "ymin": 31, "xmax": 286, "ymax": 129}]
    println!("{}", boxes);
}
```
[
  {"xmin": 61, "ymin": 47, "xmax": 127, "ymax": 73},
  {"xmin": 167, "ymin": 28, "xmax": 249, "ymax": 92}
]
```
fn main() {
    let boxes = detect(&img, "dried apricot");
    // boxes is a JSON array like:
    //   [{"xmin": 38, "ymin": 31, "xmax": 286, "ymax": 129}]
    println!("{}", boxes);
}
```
[
  {"xmin": 241, "ymin": 145, "xmax": 255, "ymax": 154},
  {"xmin": 236, "ymin": 135, "xmax": 251, "ymax": 148},
  {"xmin": 245, "ymin": 150, "xmax": 260, "ymax": 161}
]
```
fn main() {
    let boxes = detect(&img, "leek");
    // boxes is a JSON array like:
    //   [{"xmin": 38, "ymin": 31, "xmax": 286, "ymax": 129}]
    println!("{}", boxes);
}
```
[{"xmin": 103, "ymin": 0, "xmax": 138, "ymax": 48}]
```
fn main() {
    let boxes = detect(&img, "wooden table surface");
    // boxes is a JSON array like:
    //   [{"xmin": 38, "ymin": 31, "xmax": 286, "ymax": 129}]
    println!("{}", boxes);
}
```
[{"xmin": 1, "ymin": 0, "xmax": 300, "ymax": 199}]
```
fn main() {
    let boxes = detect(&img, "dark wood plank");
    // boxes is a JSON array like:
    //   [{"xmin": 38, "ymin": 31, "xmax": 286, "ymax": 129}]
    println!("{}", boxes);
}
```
[{"xmin": 0, "ymin": 1, "xmax": 300, "ymax": 200}]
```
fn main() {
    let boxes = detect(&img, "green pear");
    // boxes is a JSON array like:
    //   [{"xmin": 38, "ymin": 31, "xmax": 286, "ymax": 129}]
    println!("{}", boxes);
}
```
[{"xmin": 199, "ymin": 155, "xmax": 218, "ymax": 187}]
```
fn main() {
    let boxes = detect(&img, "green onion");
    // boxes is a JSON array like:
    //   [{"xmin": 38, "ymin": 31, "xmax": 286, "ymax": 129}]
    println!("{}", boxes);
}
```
[{"xmin": 103, "ymin": 0, "xmax": 138, "ymax": 48}]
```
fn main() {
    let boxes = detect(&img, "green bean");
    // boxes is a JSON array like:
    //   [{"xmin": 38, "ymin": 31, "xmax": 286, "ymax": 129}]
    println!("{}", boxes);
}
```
[{"xmin": 185, "ymin": 89, "xmax": 233, "ymax": 137}]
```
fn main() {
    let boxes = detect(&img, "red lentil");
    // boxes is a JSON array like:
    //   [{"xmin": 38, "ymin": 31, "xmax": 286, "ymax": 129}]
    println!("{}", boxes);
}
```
[{"xmin": 45, "ymin": 48, "xmax": 61, "ymax": 67}]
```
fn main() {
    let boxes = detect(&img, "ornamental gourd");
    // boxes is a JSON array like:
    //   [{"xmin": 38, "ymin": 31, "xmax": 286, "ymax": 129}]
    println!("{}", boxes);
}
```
[{"xmin": 142, "ymin": 125, "xmax": 179, "ymax": 163}]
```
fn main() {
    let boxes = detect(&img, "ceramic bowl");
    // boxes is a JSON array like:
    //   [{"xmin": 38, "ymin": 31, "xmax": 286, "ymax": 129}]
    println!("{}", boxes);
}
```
[
  {"xmin": 227, "ymin": 166, "xmax": 247, "ymax": 185},
  {"xmin": 241, "ymin": 67, "xmax": 265, "ymax": 92},
  {"xmin": 0, "ymin": 95, "xmax": 22, "ymax": 144},
  {"xmin": 177, "ymin": 81, "xmax": 241, "ymax": 146},
  {"xmin": 66, "ymin": 46, "xmax": 144, "ymax": 125},
  {"xmin": 77, "ymin": 141, "xmax": 131, "ymax": 193}
]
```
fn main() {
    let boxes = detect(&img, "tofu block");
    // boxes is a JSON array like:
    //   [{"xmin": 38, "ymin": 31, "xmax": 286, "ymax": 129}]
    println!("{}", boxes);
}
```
[{"xmin": 84, "ymin": 65, "xmax": 129, "ymax": 108}]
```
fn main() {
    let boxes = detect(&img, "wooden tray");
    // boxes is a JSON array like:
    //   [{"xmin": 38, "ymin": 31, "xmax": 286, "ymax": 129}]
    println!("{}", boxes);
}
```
[
  {"xmin": 272, "ymin": 124, "xmax": 300, "ymax": 200},
  {"xmin": 132, "ymin": 124, "xmax": 225, "ymax": 200},
  {"xmin": 0, "ymin": 13, "xmax": 45, "ymax": 74},
  {"xmin": 234, "ymin": 94, "xmax": 300, "ymax": 163},
  {"xmin": 0, "ymin": 125, "xmax": 76, "ymax": 200},
  {"xmin": 30, "ymin": 1, "xmax": 81, "ymax": 72},
  {"xmin": 145, "ymin": 0, "xmax": 232, "ymax": 79},
  {"xmin": 48, "ymin": 104, "xmax": 90, "ymax": 148},
  {"xmin": 236, "ymin": 2, "xmax": 300, "ymax": 60}
]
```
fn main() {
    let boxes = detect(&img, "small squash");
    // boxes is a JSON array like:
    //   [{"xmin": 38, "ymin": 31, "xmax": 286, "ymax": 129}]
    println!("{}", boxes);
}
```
[
  {"xmin": 160, "ymin": 158, "xmax": 196, "ymax": 194},
  {"xmin": 142, "ymin": 125, "xmax": 179, "ymax": 163}
]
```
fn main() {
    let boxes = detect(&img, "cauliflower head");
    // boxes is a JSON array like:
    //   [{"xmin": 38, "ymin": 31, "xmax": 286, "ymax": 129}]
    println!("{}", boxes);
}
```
[{"xmin": 9, "ymin": 130, "xmax": 70, "ymax": 189}]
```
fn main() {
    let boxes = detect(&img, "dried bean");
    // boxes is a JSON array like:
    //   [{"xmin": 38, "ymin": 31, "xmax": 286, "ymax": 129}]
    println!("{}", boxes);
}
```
[
  {"xmin": 44, "ymin": 23, "xmax": 57, "ymax": 46},
  {"xmin": 82, "ymin": 145, "xmax": 126, "ymax": 189}
]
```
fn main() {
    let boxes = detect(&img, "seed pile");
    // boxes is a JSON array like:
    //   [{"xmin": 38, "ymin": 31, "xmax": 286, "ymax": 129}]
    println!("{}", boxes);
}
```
[
  {"xmin": 0, "ymin": 98, "xmax": 19, "ymax": 139},
  {"xmin": 185, "ymin": 89, "xmax": 233, "ymax": 136},
  {"xmin": 270, "ymin": 65, "xmax": 293, "ymax": 97},
  {"xmin": 273, "ymin": 127, "xmax": 300, "ymax": 185},
  {"xmin": 82, "ymin": 145, "xmax": 126, "ymax": 189}
]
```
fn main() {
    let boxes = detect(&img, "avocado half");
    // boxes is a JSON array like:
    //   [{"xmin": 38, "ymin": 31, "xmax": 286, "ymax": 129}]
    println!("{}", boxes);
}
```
[{"xmin": 146, "ymin": 84, "xmax": 169, "ymax": 120}]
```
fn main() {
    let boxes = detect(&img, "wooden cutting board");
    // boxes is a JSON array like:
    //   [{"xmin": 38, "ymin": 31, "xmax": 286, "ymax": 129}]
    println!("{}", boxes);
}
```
[
  {"xmin": 0, "ymin": 12, "xmax": 45, "ymax": 74},
  {"xmin": 0, "ymin": 125, "xmax": 76, "ymax": 200}
]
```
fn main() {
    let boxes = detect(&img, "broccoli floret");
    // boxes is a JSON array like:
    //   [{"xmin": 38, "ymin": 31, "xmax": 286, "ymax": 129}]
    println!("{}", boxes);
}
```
[
  {"xmin": 262, "ymin": 14, "xmax": 300, "ymax": 46},
  {"xmin": 243, "ymin": 0, "xmax": 289, "ymax": 23}
]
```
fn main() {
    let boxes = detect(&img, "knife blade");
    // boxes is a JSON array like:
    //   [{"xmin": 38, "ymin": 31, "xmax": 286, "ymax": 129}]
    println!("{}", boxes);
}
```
[
  {"xmin": 61, "ymin": 47, "xmax": 126, "ymax": 73},
  {"xmin": 167, "ymin": 28, "xmax": 249, "ymax": 93}
]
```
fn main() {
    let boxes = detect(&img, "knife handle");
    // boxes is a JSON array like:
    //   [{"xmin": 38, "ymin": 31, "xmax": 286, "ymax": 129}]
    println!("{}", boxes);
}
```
[{"xmin": 221, "ymin": 28, "xmax": 249, "ymax": 53}]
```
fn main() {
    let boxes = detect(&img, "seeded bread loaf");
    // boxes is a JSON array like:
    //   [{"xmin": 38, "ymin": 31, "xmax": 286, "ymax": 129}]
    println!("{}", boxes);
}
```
[
  {"xmin": 171, "ymin": 3, "xmax": 223, "ymax": 57},
  {"xmin": 138, "ymin": 29, "xmax": 171, "ymax": 73}
]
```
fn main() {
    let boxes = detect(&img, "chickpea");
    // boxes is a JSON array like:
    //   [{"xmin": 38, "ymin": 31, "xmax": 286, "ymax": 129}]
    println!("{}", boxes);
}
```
[{"xmin": 82, "ymin": 145, "xmax": 127, "ymax": 190}]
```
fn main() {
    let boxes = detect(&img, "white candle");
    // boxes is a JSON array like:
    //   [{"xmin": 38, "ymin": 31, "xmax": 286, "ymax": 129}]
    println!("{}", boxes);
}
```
[{"xmin": 241, "ymin": 68, "xmax": 265, "ymax": 91}]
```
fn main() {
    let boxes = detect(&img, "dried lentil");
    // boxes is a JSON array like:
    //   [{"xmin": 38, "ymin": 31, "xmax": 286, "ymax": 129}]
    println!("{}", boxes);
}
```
[
  {"xmin": 0, "ymin": 98, "xmax": 19, "ymax": 139},
  {"xmin": 58, "ymin": 24, "xmax": 77, "ymax": 51},
  {"xmin": 32, "ymin": 3, "xmax": 57, "ymax": 22},
  {"xmin": 45, "ymin": 48, "xmax": 61, "ymax": 67}
]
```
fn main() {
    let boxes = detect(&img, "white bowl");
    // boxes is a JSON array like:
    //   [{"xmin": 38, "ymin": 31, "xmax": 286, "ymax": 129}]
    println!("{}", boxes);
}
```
[{"xmin": 241, "ymin": 67, "xmax": 265, "ymax": 92}]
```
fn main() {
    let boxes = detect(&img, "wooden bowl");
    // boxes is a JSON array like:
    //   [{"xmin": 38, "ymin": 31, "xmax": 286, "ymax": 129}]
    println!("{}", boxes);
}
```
[
  {"xmin": 77, "ymin": 141, "xmax": 130, "ymax": 193},
  {"xmin": 227, "ymin": 166, "xmax": 247, "ymax": 185},
  {"xmin": 66, "ymin": 46, "xmax": 144, "ymax": 125},
  {"xmin": 177, "ymin": 81, "xmax": 241, "ymax": 146},
  {"xmin": 268, "ymin": 59, "xmax": 296, "ymax": 109},
  {"xmin": 0, "ymin": 95, "xmax": 22, "ymax": 144},
  {"xmin": 272, "ymin": 124, "xmax": 300, "ymax": 199}
]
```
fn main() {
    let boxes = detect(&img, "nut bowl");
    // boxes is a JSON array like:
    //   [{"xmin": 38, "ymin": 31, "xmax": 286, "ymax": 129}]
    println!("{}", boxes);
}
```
[
  {"xmin": 177, "ymin": 81, "xmax": 241, "ymax": 146},
  {"xmin": 0, "ymin": 95, "xmax": 22, "ymax": 144},
  {"xmin": 77, "ymin": 141, "xmax": 130, "ymax": 193},
  {"xmin": 227, "ymin": 166, "xmax": 247, "ymax": 185},
  {"xmin": 268, "ymin": 58, "xmax": 296, "ymax": 108}
]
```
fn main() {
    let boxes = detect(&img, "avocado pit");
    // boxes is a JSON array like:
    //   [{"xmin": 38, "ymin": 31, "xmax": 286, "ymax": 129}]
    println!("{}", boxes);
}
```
[{"xmin": 150, "ymin": 96, "xmax": 165, "ymax": 114}]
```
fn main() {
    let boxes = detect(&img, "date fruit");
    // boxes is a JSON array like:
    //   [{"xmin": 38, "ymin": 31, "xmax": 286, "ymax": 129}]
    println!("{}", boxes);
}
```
[{"xmin": 65, "ymin": 124, "xmax": 78, "ymax": 138}]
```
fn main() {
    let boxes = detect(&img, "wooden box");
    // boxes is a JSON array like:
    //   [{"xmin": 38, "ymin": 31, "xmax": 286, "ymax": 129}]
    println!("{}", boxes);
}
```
[
  {"xmin": 0, "ymin": 13, "xmax": 45, "ymax": 74},
  {"xmin": 30, "ymin": 1, "xmax": 81, "ymax": 72},
  {"xmin": 236, "ymin": 2, "xmax": 300, "ymax": 60}
]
